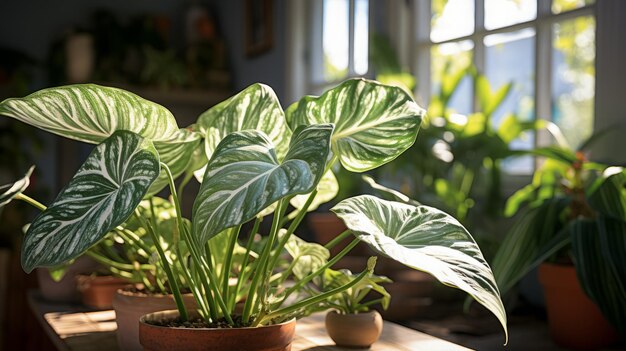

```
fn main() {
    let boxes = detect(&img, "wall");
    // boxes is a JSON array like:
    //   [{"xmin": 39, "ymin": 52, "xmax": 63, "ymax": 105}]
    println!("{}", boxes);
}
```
[{"xmin": 211, "ymin": 0, "xmax": 287, "ymax": 102}]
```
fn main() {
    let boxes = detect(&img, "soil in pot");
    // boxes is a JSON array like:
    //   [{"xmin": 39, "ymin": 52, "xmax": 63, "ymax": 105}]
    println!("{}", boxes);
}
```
[
  {"xmin": 539, "ymin": 263, "xmax": 619, "ymax": 350},
  {"xmin": 113, "ymin": 288, "xmax": 198, "ymax": 351},
  {"xmin": 325, "ymin": 310, "xmax": 383, "ymax": 348},
  {"xmin": 76, "ymin": 274, "xmax": 129, "ymax": 309},
  {"xmin": 139, "ymin": 310, "xmax": 296, "ymax": 351}
]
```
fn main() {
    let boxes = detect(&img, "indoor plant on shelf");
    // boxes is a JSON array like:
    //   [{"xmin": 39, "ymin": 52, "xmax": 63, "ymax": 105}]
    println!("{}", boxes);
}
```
[
  {"xmin": 490, "ymin": 135, "xmax": 626, "ymax": 349},
  {"xmin": 0, "ymin": 79, "xmax": 508, "ymax": 350}
]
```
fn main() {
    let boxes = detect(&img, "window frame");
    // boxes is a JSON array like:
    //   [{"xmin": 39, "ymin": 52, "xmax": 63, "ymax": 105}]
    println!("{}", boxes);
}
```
[{"xmin": 413, "ymin": 0, "xmax": 596, "ymax": 156}]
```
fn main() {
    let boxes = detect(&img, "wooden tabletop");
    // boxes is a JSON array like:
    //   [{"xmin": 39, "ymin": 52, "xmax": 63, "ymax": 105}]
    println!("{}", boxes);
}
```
[{"xmin": 27, "ymin": 290, "xmax": 471, "ymax": 351}]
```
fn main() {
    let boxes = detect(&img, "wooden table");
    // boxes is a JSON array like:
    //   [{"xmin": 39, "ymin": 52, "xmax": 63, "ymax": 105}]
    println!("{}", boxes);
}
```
[{"xmin": 28, "ymin": 291, "xmax": 471, "ymax": 351}]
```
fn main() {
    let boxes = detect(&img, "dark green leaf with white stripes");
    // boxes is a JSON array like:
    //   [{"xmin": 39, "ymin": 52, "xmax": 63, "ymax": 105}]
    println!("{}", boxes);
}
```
[
  {"xmin": 21, "ymin": 131, "xmax": 160, "ymax": 272},
  {"xmin": 331, "ymin": 195, "xmax": 508, "ymax": 341},
  {"xmin": 148, "ymin": 129, "xmax": 202, "ymax": 195},
  {"xmin": 192, "ymin": 124, "xmax": 333, "ymax": 244},
  {"xmin": 196, "ymin": 83, "xmax": 292, "ymax": 164},
  {"xmin": 586, "ymin": 167, "xmax": 626, "ymax": 221},
  {"xmin": 286, "ymin": 79, "xmax": 424, "ymax": 172},
  {"xmin": 571, "ymin": 217, "xmax": 626, "ymax": 336},
  {"xmin": 0, "ymin": 84, "xmax": 181, "ymax": 143},
  {"xmin": 0, "ymin": 166, "xmax": 33, "ymax": 207}
]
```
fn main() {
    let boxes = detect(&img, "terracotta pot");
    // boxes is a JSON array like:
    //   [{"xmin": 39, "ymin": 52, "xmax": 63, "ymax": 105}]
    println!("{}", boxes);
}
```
[
  {"xmin": 139, "ymin": 310, "xmax": 296, "ymax": 351},
  {"xmin": 36, "ymin": 256, "xmax": 100, "ymax": 303},
  {"xmin": 76, "ymin": 275, "xmax": 129, "ymax": 309},
  {"xmin": 325, "ymin": 310, "xmax": 383, "ymax": 348},
  {"xmin": 113, "ymin": 289, "xmax": 198, "ymax": 351},
  {"xmin": 539, "ymin": 263, "xmax": 619, "ymax": 350}
]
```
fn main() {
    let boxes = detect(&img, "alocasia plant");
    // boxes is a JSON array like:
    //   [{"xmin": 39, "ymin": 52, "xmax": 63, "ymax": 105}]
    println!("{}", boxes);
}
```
[{"xmin": 0, "ymin": 78, "xmax": 508, "ymax": 342}]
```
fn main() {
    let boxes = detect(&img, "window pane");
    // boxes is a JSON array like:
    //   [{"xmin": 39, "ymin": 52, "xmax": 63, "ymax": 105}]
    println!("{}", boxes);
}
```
[
  {"xmin": 431, "ymin": 0, "xmax": 474, "ymax": 43},
  {"xmin": 431, "ymin": 40, "xmax": 474, "ymax": 115},
  {"xmin": 552, "ymin": 0, "xmax": 595, "ymax": 14},
  {"xmin": 485, "ymin": 29, "xmax": 536, "ymax": 174},
  {"xmin": 353, "ymin": 0, "xmax": 369, "ymax": 75},
  {"xmin": 323, "ymin": 0, "xmax": 349, "ymax": 81},
  {"xmin": 485, "ymin": 0, "xmax": 536, "ymax": 30},
  {"xmin": 552, "ymin": 16, "xmax": 595, "ymax": 148}
]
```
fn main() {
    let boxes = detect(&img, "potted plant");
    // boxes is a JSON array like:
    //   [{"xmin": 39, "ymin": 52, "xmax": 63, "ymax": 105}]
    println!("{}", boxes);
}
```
[
  {"xmin": 0, "ymin": 79, "xmax": 508, "ymax": 350},
  {"xmin": 490, "ymin": 135, "xmax": 626, "ymax": 349}
]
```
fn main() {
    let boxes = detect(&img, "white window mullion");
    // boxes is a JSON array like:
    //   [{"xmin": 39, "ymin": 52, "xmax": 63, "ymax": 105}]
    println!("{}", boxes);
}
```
[
  {"xmin": 534, "ymin": 0, "xmax": 553, "ymax": 151},
  {"xmin": 348, "ymin": 0, "xmax": 356, "ymax": 76},
  {"xmin": 473, "ymin": 0, "xmax": 486, "ymax": 112},
  {"xmin": 415, "ymin": 0, "xmax": 431, "ymax": 106}
]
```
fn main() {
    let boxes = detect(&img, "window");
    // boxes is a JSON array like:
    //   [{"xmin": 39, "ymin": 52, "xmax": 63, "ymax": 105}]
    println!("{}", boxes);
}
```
[
  {"xmin": 415, "ymin": 0, "xmax": 596, "ymax": 174},
  {"xmin": 310, "ymin": 0, "xmax": 370, "ymax": 94}
]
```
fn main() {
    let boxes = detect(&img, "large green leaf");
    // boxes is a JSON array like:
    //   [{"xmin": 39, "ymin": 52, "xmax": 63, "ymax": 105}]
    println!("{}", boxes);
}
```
[
  {"xmin": 586, "ymin": 166, "xmax": 626, "ymax": 221},
  {"xmin": 0, "ymin": 84, "xmax": 180, "ymax": 143},
  {"xmin": 331, "ymin": 195, "xmax": 508, "ymax": 340},
  {"xmin": 0, "ymin": 166, "xmax": 33, "ymax": 207},
  {"xmin": 192, "ymin": 124, "xmax": 333, "ymax": 244},
  {"xmin": 286, "ymin": 79, "xmax": 424, "ymax": 172},
  {"xmin": 571, "ymin": 217, "xmax": 626, "ymax": 336},
  {"xmin": 21, "ymin": 130, "xmax": 160, "ymax": 272},
  {"xmin": 149, "ymin": 129, "xmax": 202, "ymax": 195},
  {"xmin": 196, "ymin": 83, "xmax": 292, "ymax": 163},
  {"xmin": 491, "ymin": 198, "xmax": 570, "ymax": 295}
]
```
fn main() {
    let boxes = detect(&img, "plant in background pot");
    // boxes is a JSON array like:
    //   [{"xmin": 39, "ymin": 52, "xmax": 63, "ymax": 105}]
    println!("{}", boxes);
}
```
[
  {"xmin": 490, "ymin": 132, "xmax": 626, "ymax": 349},
  {"xmin": 313, "ymin": 267, "xmax": 391, "ymax": 348},
  {"xmin": 0, "ymin": 79, "xmax": 508, "ymax": 350}
]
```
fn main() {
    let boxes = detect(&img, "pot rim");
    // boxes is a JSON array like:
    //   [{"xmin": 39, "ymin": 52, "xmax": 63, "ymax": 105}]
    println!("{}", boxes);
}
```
[
  {"xmin": 327, "ymin": 309, "xmax": 380, "ymax": 316},
  {"xmin": 140, "ymin": 309, "xmax": 296, "ymax": 331}
]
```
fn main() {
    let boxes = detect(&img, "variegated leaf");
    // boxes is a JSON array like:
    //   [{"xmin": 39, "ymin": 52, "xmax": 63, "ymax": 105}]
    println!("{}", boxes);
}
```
[
  {"xmin": 149, "ymin": 129, "xmax": 202, "ymax": 195},
  {"xmin": 192, "ymin": 124, "xmax": 333, "ymax": 244},
  {"xmin": 332, "ymin": 195, "xmax": 508, "ymax": 341},
  {"xmin": 0, "ymin": 166, "xmax": 33, "ymax": 207},
  {"xmin": 196, "ymin": 83, "xmax": 292, "ymax": 167},
  {"xmin": 283, "ymin": 231, "xmax": 330, "ymax": 280},
  {"xmin": 0, "ymin": 84, "xmax": 180, "ymax": 143},
  {"xmin": 286, "ymin": 79, "xmax": 425, "ymax": 172},
  {"xmin": 290, "ymin": 170, "xmax": 338, "ymax": 213},
  {"xmin": 21, "ymin": 130, "xmax": 160, "ymax": 272},
  {"xmin": 586, "ymin": 166, "xmax": 626, "ymax": 221}
]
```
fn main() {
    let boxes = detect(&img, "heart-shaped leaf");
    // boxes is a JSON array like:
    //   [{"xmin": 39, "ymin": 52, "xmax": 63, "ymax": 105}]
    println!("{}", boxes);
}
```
[
  {"xmin": 290, "ymin": 170, "xmax": 338, "ymax": 213},
  {"xmin": 284, "ymin": 231, "xmax": 330, "ymax": 280},
  {"xmin": 331, "ymin": 195, "xmax": 508, "ymax": 341},
  {"xmin": 286, "ymin": 79, "xmax": 425, "ymax": 172},
  {"xmin": 196, "ymin": 83, "xmax": 292, "ymax": 168},
  {"xmin": 21, "ymin": 130, "xmax": 160, "ymax": 272},
  {"xmin": 0, "ymin": 166, "xmax": 33, "ymax": 207},
  {"xmin": 192, "ymin": 124, "xmax": 333, "ymax": 243},
  {"xmin": 0, "ymin": 84, "xmax": 181, "ymax": 143}
]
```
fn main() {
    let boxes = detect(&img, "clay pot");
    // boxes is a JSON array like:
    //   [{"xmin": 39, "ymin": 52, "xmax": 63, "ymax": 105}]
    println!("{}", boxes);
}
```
[
  {"xmin": 36, "ymin": 256, "xmax": 100, "ymax": 303},
  {"xmin": 539, "ymin": 263, "xmax": 619, "ymax": 350},
  {"xmin": 113, "ymin": 289, "xmax": 198, "ymax": 351},
  {"xmin": 76, "ymin": 275, "xmax": 129, "ymax": 309},
  {"xmin": 325, "ymin": 310, "xmax": 383, "ymax": 348},
  {"xmin": 139, "ymin": 310, "xmax": 296, "ymax": 351},
  {"xmin": 307, "ymin": 212, "xmax": 368, "ymax": 256}
]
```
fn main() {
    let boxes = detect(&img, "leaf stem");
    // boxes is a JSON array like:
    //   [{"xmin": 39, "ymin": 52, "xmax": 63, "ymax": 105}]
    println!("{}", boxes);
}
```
[
  {"xmin": 15, "ymin": 193, "xmax": 46, "ymax": 210},
  {"xmin": 324, "ymin": 229, "xmax": 352, "ymax": 250}
]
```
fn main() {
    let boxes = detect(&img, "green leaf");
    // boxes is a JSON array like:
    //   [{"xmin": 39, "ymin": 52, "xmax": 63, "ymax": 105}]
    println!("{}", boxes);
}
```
[
  {"xmin": 0, "ymin": 166, "xmax": 33, "ymax": 207},
  {"xmin": 331, "ymin": 195, "xmax": 507, "ymax": 340},
  {"xmin": 21, "ymin": 130, "xmax": 160, "ymax": 272},
  {"xmin": 497, "ymin": 115, "xmax": 547, "ymax": 144},
  {"xmin": 284, "ymin": 232, "xmax": 330, "ymax": 280},
  {"xmin": 491, "ymin": 198, "xmax": 570, "ymax": 295},
  {"xmin": 586, "ymin": 167, "xmax": 626, "ymax": 221},
  {"xmin": 196, "ymin": 83, "xmax": 292, "ymax": 163},
  {"xmin": 149, "ymin": 129, "xmax": 202, "ymax": 195},
  {"xmin": 290, "ymin": 170, "xmax": 338, "ymax": 213},
  {"xmin": 571, "ymin": 217, "xmax": 626, "ymax": 336},
  {"xmin": 286, "ymin": 79, "xmax": 424, "ymax": 172},
  {"xmin": 192, "ymin": 124, "xmax": 333, "ymax": 243},
  {"xmin": 0, "ymin": 84, "xmax": 181, "ymax": 143}
]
